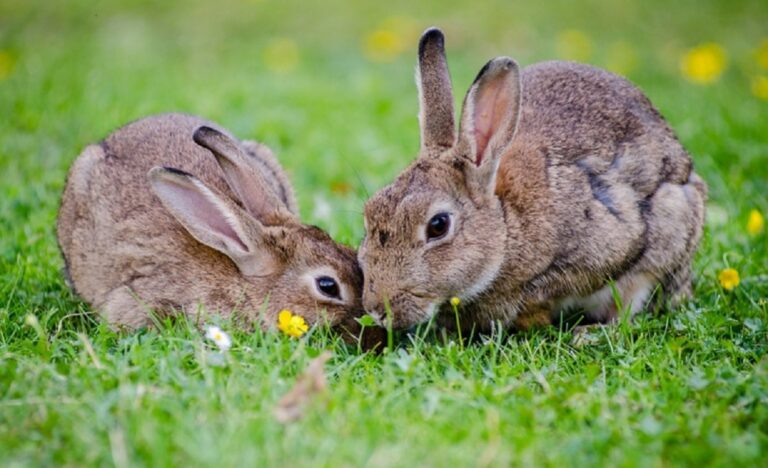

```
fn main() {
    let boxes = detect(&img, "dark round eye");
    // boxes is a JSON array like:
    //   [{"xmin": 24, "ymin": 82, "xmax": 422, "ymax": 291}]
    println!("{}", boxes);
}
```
[
  {"xmin": 426, "ymin": 212, "xmax": 451, "ymax": 241},
  {"xmin": 316, "ymin": 276, "xmax": 341, "ymax": 299}
]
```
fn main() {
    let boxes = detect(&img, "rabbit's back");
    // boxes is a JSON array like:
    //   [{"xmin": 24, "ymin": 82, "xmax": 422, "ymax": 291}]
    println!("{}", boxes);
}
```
[
  {"xmin": 102, "ymin": 113, "xmax": 235, "ymax": 196},
  {"xmin": 517, "ymin": 61, "xmax": 691, "ymax": 192},
  {"xmin": 498, "ymin": 61, "xmax": 706, "ymax": 314}
]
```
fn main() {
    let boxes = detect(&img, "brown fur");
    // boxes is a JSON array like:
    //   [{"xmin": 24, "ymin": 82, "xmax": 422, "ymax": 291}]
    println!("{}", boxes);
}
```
[
  {"xmin": 417, "ymin": 28, "xmax": 456, "ymax": 150},
  {"xmin": 359, "ymin": 29, "xmax": 707, "ymax": 332},
  {"xmin": 58, "ymin": 113, "xmax": 367, "ymax": 332}
]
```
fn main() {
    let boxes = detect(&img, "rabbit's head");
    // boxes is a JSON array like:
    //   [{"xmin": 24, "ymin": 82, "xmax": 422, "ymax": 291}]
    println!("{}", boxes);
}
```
[
  {"xmin": 359, "ymin": 28, "xmax": 522, "ymax": 328},
  {"xmin": 149, "ymin": 127, "xmax": 363, "ymax": 328}
]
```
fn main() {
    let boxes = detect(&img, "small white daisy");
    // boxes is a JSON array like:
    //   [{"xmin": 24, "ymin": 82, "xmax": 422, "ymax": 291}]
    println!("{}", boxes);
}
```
[{"xmin": 204, "ymin": 325, "xmax": 232, "ymax": 352}]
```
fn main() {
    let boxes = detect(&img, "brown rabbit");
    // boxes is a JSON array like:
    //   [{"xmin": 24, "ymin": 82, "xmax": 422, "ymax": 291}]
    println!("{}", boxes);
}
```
[
  {"xmin": 359, "ymin": 28, "xmax": 707, "ymax": 332},
  {"xmin": 57, "ymin": 113, "xmax": 365, "ymax": 332}
]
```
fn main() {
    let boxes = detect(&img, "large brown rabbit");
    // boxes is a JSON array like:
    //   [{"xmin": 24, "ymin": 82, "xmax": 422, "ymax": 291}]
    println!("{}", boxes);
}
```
[
  {"xmin": 58, "ymin": 113, "xmax": 365, "ymax": 332},
  {"xmin": 359, "ymin": 28, "xmax": 707, "ymax": 332}
]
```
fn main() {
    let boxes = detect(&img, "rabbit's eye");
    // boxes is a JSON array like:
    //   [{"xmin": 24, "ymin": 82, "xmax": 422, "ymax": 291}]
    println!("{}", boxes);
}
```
[
  {"xmin": 426, "ymin": 212, "xmax": 451, "ymax": 241},
  {"xmin": 316, "ymin": 276, "xmax": 341, "ymax": 299}
]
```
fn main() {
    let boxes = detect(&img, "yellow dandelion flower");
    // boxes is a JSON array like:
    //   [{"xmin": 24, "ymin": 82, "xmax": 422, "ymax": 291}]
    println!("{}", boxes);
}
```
[
  {"xmin": 362, "ymin": 17, "xmax": 417, "ymax": 63},
  {"xmin": 450, "ymin": 296, "xmax": 461, "ymax": 307},
  {"xmin": 556, "ymin": 30, "xmax": 593, "ymax": 62},
  {"xmin": 278, "ymin": 309, "xmax": 309, "ymax": 338},
  {"xmin": 747, "ymin": 209, "xmax": 765, "ymax": 236},
  {"xmin": 363, "ymin": 29, "xmax": 404, "ymax": 63},
  {"xmin": 751, "ymin": 76, "xmax": 768, "ymax": 100},
  {"xmin": 680, "ymin": 43, "xmax": 727, "ymax": 85},
  {"xmin": 263, "ymin": 38, "xmax": 299, "ymax": 74},
  {"xmin": 0, "ymin": 50, "xmax": 15, "ymax": 81},
  {"xmin": 718, "ymin": 268, "xmax": 740, "ymax": 291},
  {"xmin": 756, "ymin": 39, "xmax": 768, "ymax": 70},
  {"xmin": 605, "ymin": 41, "xmax": 637, "ymax": 76}
]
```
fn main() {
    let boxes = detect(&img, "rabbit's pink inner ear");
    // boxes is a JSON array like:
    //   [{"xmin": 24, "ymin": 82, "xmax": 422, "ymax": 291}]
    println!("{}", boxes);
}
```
[
  {"xmin": 472, "ymin": 73, "xmax": 515, "ymax": 166},
  {"xmin": 152, "ymin": 175, "xmax": 249, "ymax": 253}
]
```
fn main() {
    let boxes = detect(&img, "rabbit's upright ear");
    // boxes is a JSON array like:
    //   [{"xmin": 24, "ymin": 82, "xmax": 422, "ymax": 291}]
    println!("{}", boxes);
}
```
[
  {"xmin": 457, "ymin": 57, "xmax": 522, "ymax": 195},
  {"xmin": 148, "ymin": 167, "xmax": 279, "ymax": 277},
  {"xmin": 193, "ymin": 126, "xmax": 293, "ymax": 226},
  {"xmin": 417, "ymin": 27, "xmax": 455, "ymax": 151}
]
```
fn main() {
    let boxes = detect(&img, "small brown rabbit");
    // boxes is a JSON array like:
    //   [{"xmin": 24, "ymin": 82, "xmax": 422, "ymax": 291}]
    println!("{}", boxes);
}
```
[
  {"xmin": 57, "ymin": 113, "xmax": 365, "ymax": 332},
  {"xmin": 359, "ymin": 28, "xmax": 707, "ymax": 332}
]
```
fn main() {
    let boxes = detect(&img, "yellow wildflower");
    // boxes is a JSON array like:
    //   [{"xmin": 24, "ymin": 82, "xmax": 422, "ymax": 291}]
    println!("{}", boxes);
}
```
[
  {"xmin": 718, "ymin": 268, "xmax": 740, "ymax": 291},
  {"xmin": 263, "ymin": 38, "xmax": 299, "ymax": 74},
  {"xmin": 362, "ymin": 17, "xmax": 417, "ymax": 63},
  {"xmin": 363, "ymin": 29, "xmax": 403, "ymax": 63},
  {"xmin": 751, "ymin": 76, "xmax": 768, "ymax": 100},
  {"xmin": 747, "ymin": 209, "xmax": 765, "ymax": 236},
  {"xmin": 450, "ymin": 296, "xmax": 461, "ymax": 307},
  {"xmin": 556, "ymin": 30, "xmax": 593, "ymax": 62},
  {"xmin": 605, "ymin": 41, "xmax": 637, "ymax": 76},
  {"xmin": 278, "ymin": 309, "xmax": 309, "ymax": 338},
  {"xmin": 756, "ymin": 39, "xmax": 768, "ymax": 70},
  {"xmin": 680, "ymin": 43, "xmax": 727, "ymax": 85},
  {"xmin": 0, "ymin": 50, "xmax": 14, "ymax": 80}
]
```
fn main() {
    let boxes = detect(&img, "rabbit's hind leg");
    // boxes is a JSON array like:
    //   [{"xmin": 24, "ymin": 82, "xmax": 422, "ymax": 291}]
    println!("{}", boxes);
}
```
[
  {"xmin": 557, "ymin": 271, "xmax": 657, "ymax": 324},
  {"xmin": 634, "ymin": 176, "xmax": 705, "ymax": 313}
]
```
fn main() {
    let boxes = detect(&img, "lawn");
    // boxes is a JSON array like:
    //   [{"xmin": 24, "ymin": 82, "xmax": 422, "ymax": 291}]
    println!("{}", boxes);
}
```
[{"xmin": 1, "ymin": 0, "xmax": 767, "ymax": 466}]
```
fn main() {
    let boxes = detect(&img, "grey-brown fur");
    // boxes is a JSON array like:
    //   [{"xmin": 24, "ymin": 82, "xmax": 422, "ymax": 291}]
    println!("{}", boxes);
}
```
[
  {"xmin": 359, "ymin": 29, "xmax": 707, "ymax": 331},
  {"xmin": 417, "ymin": 28, "xmax": 456, "ymax": 150},
  {"xmin": 58, "ymin": 113, "xmax": 366, "ymax": 332}
]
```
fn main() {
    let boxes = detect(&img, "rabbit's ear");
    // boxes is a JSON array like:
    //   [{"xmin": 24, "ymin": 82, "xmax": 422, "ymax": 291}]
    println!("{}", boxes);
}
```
[
  {"xmin": 417, "ymin": 27, "xmax": 455, "ymax": 151},
  {"xmin": 148, "ymin": 167, "xmax": 279, "ymax": 277},
  {"xmin": 193, "ymin": 126, "xmax": 293, "ymax": 225},
  {"xmin": 457, "ymin": 57, "xmax": 522, "ymax": 194}
]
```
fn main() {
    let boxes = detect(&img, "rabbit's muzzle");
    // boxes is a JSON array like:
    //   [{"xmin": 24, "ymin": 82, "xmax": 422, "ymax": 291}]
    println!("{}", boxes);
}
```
[{"xmin": 363, "ymin": 288, "xmax": 438, "ymax": 329}]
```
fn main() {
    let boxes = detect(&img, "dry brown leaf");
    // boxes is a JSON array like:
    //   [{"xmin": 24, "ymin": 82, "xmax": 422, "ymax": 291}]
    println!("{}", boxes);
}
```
[{"xmin": 273, "ymin": 351, "xmax": 332, "ymax": 423}]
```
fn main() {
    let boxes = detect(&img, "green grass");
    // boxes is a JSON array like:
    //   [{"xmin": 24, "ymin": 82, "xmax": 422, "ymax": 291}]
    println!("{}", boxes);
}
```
[{"xmin": 2, "ymin": 0, "xmax": 767, "ymax": 465}]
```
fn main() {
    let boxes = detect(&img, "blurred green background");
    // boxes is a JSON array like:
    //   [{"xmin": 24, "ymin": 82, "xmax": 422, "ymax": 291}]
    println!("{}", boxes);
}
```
[
  {"xmin": 1, "ymin": 0, "xmax": 766, "ymax": 247},
  {"xmin": 2, "ymin": 0, "xmax": 766, "ymax": 304},
  {"xmin": 1, "ymin": 0, "xmax": 767, "ymax": 465}
]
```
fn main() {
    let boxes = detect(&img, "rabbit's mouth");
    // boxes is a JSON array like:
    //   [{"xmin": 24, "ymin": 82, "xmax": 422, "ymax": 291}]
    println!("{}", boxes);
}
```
[{"xmin": 366, "ymin": 292, "xmax": 440, "ymax": 329}]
